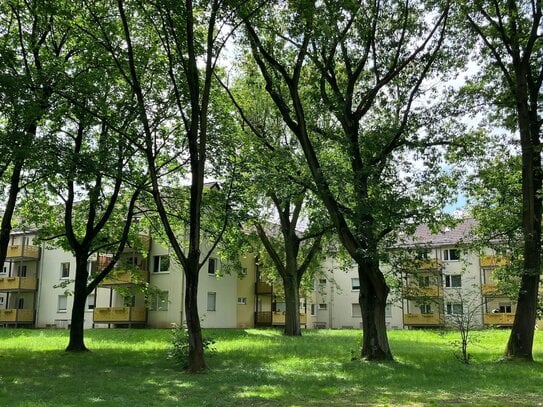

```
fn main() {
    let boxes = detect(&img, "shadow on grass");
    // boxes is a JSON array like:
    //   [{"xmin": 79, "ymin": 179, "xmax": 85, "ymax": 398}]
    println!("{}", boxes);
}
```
[{"xmin": 1, "ymin": 329, "xmax": 542, "ymax": 406}]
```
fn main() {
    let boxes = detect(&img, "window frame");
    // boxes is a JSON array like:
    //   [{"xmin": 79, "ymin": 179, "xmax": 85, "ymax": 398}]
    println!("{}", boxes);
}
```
[
  {"xmin": 443, "ymin": 248, "xmax": 460, "ymax": 261},
  {"xmin": 60, "ymin": 262, "xmax": 70, "ymax": 279},
  {"xmin": 153, "ymin": 255, "xmax": 170, "ymax": 273},
  {"xmin": 208, "ymin": 258, "xmax": 217, "ymax": 275},
  {"xmin": 86, "ymin": 294, "xmax": 95, "ymax": 312},
  {"xmin": 420, "ymin": 303, "xmax": 432, "ymax": 314},
  {"xmin": 445, "ymin": 274, "xmax": 462, "ymax": 288},
  {"xmin": 351, "ymin": 303, "xmax": 362, "ymax": 318},
  {"xmin": 446, "ymin": 302, "xmax": 463, "ymax": 315},
  {"xmin": 57, "ymin": 295, "xmax": 68, "ymax": 313},
  {"xmin": 207, "ymin": 292, "xmax": 217, "ymax": 311},
  {"xmin": 150, "ymin": 290, "xmax": 169, "ymax": 311},
  {"xmin": 351, "ymin": 277, "xmax": 360, "ymax": 291},
  {"xmin": 237, "ymin": 297, "xmax": 247, "ymax": 305}
]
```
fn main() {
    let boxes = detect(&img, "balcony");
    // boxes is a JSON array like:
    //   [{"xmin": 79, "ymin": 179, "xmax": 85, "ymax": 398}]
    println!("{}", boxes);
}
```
[
  {"xmin": 0, "ymin": 277, "xmax": 37, "ymax": 291},
  {"xmin": 483, "ymin": 313, "xmax": 515, "ymax": 326},
  {"xmin": 255, "ymin": 282, "xmax": 272, "ymax": 295},
  {"xmin": 100, "ymin": 270, "xmax": 149, "ymax": 286},
  {"xmin": 417, "ymin": 259, "xmax": 442, "ymax": 270},
  {"xmin": 93, "ymin": 307, "xmax": 147, "ymax": 324},
  {"xmin": 0, "ymin": 309, "xmax": 34, "ymax": 323},
  {"xmin": 6, "ymin": 245, "xmax": 40, "ymax": 260},
  {"xmin": 481, "ymin": 283, "xmax": 502, "ymax": 296},
  {"xmin": 402, "ymin": 285, "xmax": 441, "ymax": 298},
  {"xmin": 480, "ymin": 255, "xmax": 508, "ymax": 268},
  {"xmin": 403, "ymin": 312, "xmax": 443, "ymax": 325}
]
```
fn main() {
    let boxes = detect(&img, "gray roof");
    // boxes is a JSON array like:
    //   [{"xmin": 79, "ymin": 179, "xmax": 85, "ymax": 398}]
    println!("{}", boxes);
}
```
[{"xmin": 399, "ymin": 218, "xmax": 476, "ymax": 247}]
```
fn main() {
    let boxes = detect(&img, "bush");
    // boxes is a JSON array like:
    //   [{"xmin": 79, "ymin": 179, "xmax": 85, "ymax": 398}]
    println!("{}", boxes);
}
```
[{"xmin": 167, "ymin": 324, "xmax": 216, "ymax": 369}]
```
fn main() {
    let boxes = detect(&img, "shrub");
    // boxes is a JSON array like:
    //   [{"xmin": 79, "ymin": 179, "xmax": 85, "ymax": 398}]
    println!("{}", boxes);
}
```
[{"xmin": 167, "ymin": 324, "xmax": 216, "ymax": 369}]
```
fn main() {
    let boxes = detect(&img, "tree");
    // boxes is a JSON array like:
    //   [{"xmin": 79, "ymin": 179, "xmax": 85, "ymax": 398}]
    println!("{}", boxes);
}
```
[
  {"xmin": 222, "ymin": 64, "xmax": 330, "ymax": 336},
  {"xmin": 0, "ymin": 0, "xmax": 63, "ymax": 268},
  {"xmin": 238, "ymin": 0, "xmax": 452, "ymax": 360},
  {"xmin": 80, "ymin": 0, "xmax": 243, "ymax": 371},
  {"xmin": 459, "ymin": 0, "xmax": 543, "ymax": 361},
  {"xmin": 22, "ymin": 79, "xmax": 145, "ymax": 351}
]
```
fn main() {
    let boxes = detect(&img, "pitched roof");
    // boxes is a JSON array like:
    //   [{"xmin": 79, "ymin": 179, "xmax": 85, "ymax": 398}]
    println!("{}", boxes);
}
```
[{"xmin": 399, "ymin": 218, "xmax": 476, "ymax": 247}]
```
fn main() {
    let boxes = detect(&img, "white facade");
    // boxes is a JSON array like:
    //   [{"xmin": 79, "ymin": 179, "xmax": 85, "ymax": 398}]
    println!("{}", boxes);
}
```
[{"xmin": 0, "ymin": 219, "xmax": 533, "ymax": 331}]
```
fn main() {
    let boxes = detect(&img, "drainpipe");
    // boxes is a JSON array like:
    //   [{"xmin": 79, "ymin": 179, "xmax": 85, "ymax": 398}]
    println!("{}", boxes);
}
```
[{"xmin": 35, "ymin": 242, "xmax": 45, "ymax": 328}]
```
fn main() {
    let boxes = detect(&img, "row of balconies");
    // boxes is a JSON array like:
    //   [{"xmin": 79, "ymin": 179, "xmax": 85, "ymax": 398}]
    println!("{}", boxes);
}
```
[
  {"xmin": 5, "ymin": 245, "xmax": 40, "ymax": 259},
  {"xmin": 402, "ymin": 283, "xmax": 506, "ymax": 298},
  {"xmin": 0, "ymin": 307, "xmax": 147, "ymax": 324},
  {"xmin": 403, "ymin": 312, "xmax": 515, "ymax": 326}
]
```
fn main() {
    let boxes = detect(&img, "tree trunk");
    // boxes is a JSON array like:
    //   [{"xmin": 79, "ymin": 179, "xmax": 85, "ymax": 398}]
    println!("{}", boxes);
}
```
[
  {"xmin": 505, "ymin": 63, "xmax": 542, "ymax": 361},
  {"xmin": 358, "ymin": 264, "xmax": 392, "ymax": 361},
  {"xmin": 0, "ymin": 162, "xmax": 22, "ymax": 266},
  {"xmin": 66, "ymin": 257, "xmax": 90, "ymax": 352},
  {"xmin": 283, "ymin": 274, "xmax": 301, "ymax": 336},
  {"xmin": 184, "ymin": 267, "xmax": 206, "ymax": 372}
]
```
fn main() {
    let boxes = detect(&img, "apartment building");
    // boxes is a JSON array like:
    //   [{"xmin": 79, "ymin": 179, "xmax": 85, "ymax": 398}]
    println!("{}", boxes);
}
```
[
  {"xmin": 0, "ymin": 219, "xmax": 539, "ymax": 330},
  {"xmin": 0, "ymin": 230, "xmax": 259, "ymax": 329},
  {"xmin": 307, "ymin": 218, "xmax": 541, "ymax": 330}
]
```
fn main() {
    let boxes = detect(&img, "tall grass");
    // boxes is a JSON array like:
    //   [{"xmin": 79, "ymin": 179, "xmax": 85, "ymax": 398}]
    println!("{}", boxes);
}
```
[{"xmin": 0, "ymin": 328, "xmax": 541, "ymax": 406}]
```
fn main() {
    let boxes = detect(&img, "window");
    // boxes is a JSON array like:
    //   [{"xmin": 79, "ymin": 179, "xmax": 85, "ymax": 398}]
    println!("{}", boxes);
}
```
[
  {"xmin": 153, "ymin": 255, "xmax": 170, "ymax": 273},
  {"xmin": 446, "ymin": 302, "xmax": 463, "ymax": 315},
  {"xmin": 0, "ymin": 296, "xmax": 4, "ymax": 305},
  {"xmin": 385, "ymin": 304, "xmax": 392, "ymax": 318},
  {"xmin": 17, "ymin": 265, "xmax": 27, "ymax": 277},
  {"xmin": 418, "ymin": 275, "xmax": 431, "ymax": 287},
  {"xmin": 237, "ymin": 297, "xmax": 247, "ymax": 305},
  {"xmin": 319, "ymin": 278, "xmax": 327, "ymax": 285},
  {"xmin": 208, "ymin": 258, "xmax": 217, "ymax": 275},
  {"xmin": 443, "ymin": 249, "xmax": 460, "ymax": 261},
  {"xmin": 17, "ymin": 298, "xmax": 24, "ymax": 309},
  {"xmin": 60, "ymin": 262, "xmax": 70, "ymax": 279},
  {"xmin": 416, "ymin": 250, "xmax": 429, "ymax": 260},
  {"xmin": 445, "ymin": 274, "xmax": 462, "ymax": 288},
  {"xmin": 351, "ymin": 303, "xmax": 362, "ymax": 317},
  {"xmin": 420, "ymin": 303, "xmax": 432, "ymax": 314},
  {"xmin": 310, "ymin": 304, "xmax": 316, "ymax": 316},
  {"xmin": 1, "ymin": 265, "xmax": 7, "ymax": 274},
  {"xmin": 499, "ymin": 303, "xmax": 512, "ymax": 313},
  {"xmin": 86, "ymin": 294, "xmax": 95, "ymax": 311},
  {"xmin": 58, "ymin": 295, "xmax": 67, "ymax": 312},
  {"xmin": 318, "ymin": 303, "xmax": 328, "ymax": 310},
  {"xmin": 207, "ymin": 292, "xmax": 216, "ymax": 311},
  {"xmin": 351, "ymin": 278, "xmax": 360, "ymax": 291},
  {"xmin": 150, "ymin": 291, "xmax": 169, "ymax": 311}
]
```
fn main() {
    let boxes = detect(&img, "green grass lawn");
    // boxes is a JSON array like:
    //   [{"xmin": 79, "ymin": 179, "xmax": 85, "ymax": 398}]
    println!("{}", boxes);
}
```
[{"xmin": 0, "ymin": 328, "xmax": 541, "ymax": 406}]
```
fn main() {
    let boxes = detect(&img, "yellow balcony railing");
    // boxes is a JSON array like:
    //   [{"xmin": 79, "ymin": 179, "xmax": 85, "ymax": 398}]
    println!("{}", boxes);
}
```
[
  {"xmin": 93, "ymin": 307, "xmax": 147, "ymax": 323},
  {"xmin": 271, "ymin": 312, "xmax": 307, "ymax": 325},
  {"xmin": 403, "ymin": 312, "xmax": 443, "ymax": 325},
  {"xmin": 0, "ymin": 277, "xmax": 37, "ymax": 291},
  {"xmin": 100, "ymin": 270, "xmax": 149, "ymax": 286},
  {"xmin": 483, "ymin": 313, "xmax": 515, "ymax": 325},
  {"xmin": 255, "ymin": 282, "xmax": 272, "ymax": 295},
  {"xmin": 481, "ymin": 283, "xmax": 502, "ymax": 296},
  {"xmin": 402, "ymin": 285, "xmax": 441, "ymax": 298},
  {"xmin": 6, "ymin": 245, "xmax": 40, "ymax": 259},
  {"xmin": 480, "ymin": 255, "xmax": 508, "ymax": 268},
  {"xmin": 0, "ymin": 309, "xmax": 34, "ymax": 323},
  {"xmin": 417, "ymin": 259, "xmax": 442, "ymax": 270}
]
